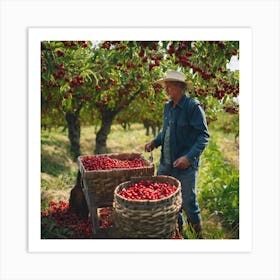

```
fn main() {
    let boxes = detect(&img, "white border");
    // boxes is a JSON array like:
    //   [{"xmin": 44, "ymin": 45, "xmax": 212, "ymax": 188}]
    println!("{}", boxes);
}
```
[{"xmin": 28, "ymin": 27, "xmax": 252, "ymax": 253}]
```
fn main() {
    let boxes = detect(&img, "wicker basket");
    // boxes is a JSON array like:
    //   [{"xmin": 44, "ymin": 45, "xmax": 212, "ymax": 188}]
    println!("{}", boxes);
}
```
[
  {"xmin": 113, "ymin": 175, "xmax": 182, "ymax": 239},
  {"xmin": 78, "ymin": 152, "xmax": 154, "ymax": 206},
  {"xmin": 77, "ymin": 152, "xmax": 155, "ymax": 234}
]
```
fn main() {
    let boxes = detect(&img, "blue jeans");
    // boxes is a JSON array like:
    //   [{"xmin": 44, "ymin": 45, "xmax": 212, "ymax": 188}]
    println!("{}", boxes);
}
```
[{"xmin": 157, "ymin": 163, "xmax": 201, "ymax": 225}]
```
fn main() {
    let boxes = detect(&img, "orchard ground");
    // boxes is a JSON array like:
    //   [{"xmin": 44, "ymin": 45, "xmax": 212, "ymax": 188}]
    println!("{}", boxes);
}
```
[{"xmin": 41, "ymin": 112, "xmax": 239, "ymax": 239}]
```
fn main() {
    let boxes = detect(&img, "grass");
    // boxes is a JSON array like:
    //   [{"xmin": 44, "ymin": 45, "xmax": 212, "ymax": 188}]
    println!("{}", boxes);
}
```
[
  {"xmin": 197, "ymin": 138, "xmax": 239, "ymax": 239},
  {"xmin": 41, "ymin": 116, "xmax": 239, "ymax": 239},
  {"xmin": 208, "ymin": 111, "xmax": 239, "ymax": 168}
]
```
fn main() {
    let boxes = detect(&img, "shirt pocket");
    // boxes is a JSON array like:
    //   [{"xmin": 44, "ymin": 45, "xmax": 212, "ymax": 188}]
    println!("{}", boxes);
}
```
[{"xmin": 176, "ymin": 120, "xmax": 190, "ymax": 140}]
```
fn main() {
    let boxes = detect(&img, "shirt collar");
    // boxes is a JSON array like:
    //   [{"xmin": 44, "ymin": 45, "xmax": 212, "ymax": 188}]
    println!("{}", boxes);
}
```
[{"xmin": 168, "ymin": 94, "xmax": 187, "ymax": 109}]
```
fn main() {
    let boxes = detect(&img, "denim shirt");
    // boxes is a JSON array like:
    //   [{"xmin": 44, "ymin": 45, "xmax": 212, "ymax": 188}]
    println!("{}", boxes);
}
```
[{"xmin": 153, "ymin": 94, "xmax": 210, "ymax": 169}]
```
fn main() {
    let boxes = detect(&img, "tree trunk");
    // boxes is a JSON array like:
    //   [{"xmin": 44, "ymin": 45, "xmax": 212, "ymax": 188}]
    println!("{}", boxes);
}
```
[
  {"xmin": 94, "ymin": 86, "xmax": 143, "ymax": 154},
  {"xmin": 143, "ymin": 121, "xmax": 150, "ymax": 136},
  {"xmin": 152, "ymin": 126, "xmax": 156, "ymax": 137},
  {"xmin": 95, "ymin": 110, "xmax": 116, "ymax": 154},
  {"xmin": 66, "ymin": 111, "xmax": 81, "ymax": 159}
]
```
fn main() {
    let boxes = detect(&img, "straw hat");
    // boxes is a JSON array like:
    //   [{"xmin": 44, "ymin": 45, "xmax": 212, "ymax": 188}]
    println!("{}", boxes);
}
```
[{"xmin": 156, "ymin": 70, "xmax": 187, "ymax": 86}]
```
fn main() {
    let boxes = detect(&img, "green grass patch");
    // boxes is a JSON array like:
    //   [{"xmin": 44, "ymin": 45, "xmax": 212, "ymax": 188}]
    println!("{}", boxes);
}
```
[{"xmin": 197, "ymin": 135, "xmax": 239, "ymax": 238}]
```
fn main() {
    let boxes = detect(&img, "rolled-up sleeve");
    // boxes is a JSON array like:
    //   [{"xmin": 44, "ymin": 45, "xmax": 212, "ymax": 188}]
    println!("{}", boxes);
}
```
[{"xmin": 152, "ymin": 131, "xmax": 162, "ymax": 148}]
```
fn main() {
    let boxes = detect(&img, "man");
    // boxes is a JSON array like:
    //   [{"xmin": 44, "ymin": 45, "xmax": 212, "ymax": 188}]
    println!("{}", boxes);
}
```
[{"xmin": 144, "ymin": 70, "xmax": 210, "ymax": 238}]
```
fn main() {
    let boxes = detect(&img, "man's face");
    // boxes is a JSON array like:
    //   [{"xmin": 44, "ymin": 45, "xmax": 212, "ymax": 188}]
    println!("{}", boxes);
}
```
[{"xmin": 164, "ymin": 82, "xmax": 181, "ymax": 100}]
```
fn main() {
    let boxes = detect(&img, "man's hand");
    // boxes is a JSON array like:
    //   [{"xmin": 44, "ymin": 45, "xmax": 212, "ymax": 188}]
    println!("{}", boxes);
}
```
[
  {"xmin": 144, "ymin": 141, "xmax": 155, "ymax": 152},
  {"xmin": 173, "ymin": 156, "xmax": 191, "ymax": 169}
]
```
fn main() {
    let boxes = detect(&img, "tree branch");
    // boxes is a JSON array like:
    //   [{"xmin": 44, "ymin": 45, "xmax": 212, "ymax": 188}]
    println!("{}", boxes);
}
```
[{"xmin": 115, "ymin": 85, "xmax": 144, "ymax": 114}]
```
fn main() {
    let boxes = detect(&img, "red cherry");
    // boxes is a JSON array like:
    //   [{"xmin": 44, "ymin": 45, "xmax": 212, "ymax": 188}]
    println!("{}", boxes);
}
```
[{"xmin": 95, "ymin": 84, "xmax": 101, "ymax": 90}]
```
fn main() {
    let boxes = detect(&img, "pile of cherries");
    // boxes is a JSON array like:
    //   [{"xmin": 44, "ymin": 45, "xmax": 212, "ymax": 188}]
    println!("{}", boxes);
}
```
[
  {"xmin": 81, "ymin": 155, "xmax": 147, "ymax": 171},
  {"xmin": 41, "ymin": 201, "xmax": 112, "ymax": 239},
  {"xmin": 41, "ymin": 200, "xmax": 182, "ymax": 239},
  {"xmin": 119, "ymin": 180, "xmax": 177, "ymax": 201}
]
